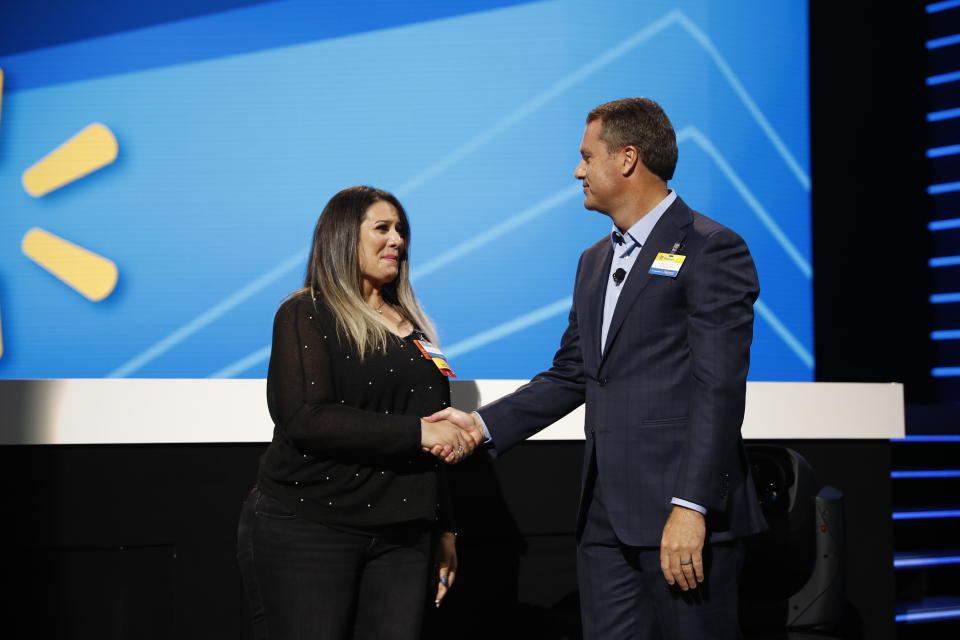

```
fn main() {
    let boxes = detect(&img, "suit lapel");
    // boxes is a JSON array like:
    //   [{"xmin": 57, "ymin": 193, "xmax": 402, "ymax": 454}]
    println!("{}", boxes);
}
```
[
  {"xmin": 579, "ymin": 243, "xmax": 612, "ymax": 374},
  {"xmin": 600, "ymin": 198, "xmax": 693, "ymax": 362}
]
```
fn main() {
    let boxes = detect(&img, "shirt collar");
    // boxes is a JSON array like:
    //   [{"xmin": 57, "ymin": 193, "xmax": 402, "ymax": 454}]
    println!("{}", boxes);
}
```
[{"xmin": 610, "ymin": 190, "xmax": 678, "ymax": 251}]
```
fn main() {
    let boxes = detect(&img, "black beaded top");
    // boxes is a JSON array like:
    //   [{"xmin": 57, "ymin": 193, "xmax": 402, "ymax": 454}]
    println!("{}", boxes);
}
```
[{"xmin": 257, "ymin": 293, "xmax": 453, "ymax": 530}]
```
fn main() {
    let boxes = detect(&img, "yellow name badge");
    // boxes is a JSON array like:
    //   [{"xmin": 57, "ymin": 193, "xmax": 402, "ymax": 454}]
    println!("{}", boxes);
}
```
[{"xmin": 649, "ymin": 252, "xmax": 686, "ymax": 278}]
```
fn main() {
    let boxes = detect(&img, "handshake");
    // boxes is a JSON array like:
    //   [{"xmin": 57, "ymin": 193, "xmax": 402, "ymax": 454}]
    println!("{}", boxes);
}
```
[{"xmin": 419, "ymin": 408, "xmax": 486, "ymax": 464}]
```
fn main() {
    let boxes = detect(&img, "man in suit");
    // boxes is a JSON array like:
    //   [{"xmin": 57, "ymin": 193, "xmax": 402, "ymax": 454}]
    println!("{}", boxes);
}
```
[{"xmin": 428, "ymin": 97, "xmax": 766, "ymax": 639}]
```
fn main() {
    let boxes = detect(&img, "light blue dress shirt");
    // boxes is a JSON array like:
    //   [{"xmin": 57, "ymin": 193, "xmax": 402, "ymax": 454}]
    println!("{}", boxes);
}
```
[{"xmin": 601, "ymin": 190, "xmax": 677, "ymax": 350}]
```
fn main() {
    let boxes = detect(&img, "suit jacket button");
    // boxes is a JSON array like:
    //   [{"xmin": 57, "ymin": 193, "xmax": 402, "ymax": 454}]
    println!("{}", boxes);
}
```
[{"xmin": 598, "ymin": 377, "xmax": 608, "ymax": 386}]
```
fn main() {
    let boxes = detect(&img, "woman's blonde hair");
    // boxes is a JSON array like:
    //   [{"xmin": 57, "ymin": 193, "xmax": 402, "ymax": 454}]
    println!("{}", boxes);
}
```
[{"xmin": 299, "ymin": 185, "xmax": 437, "ymax": 358}]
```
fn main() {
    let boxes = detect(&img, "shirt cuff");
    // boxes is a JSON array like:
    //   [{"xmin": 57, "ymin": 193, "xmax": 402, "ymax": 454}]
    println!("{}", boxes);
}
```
[
  {"xmin": 671, "ymin": 497, "xmax": 707, "ymax": 515},
  {"xmin": 473, "ymin": 411, "xmax": 493, "ymax": 443}
]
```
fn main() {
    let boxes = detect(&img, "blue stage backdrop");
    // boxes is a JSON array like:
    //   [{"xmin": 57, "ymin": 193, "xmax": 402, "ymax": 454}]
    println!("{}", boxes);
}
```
[{"xmin": 0, "ymin": 0, "xmax": 810, "ymax": 381}]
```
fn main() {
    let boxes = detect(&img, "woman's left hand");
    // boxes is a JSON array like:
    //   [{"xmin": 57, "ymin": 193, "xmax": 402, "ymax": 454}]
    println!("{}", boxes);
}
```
[{"xmin": 434, "ymin": 531, "xmax": 457, "ymax": 607}]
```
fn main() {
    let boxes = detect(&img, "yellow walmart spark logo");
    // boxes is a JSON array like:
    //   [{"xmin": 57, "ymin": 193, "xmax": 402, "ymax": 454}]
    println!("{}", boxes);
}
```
[{"xmin": 1, "ymin": 67, "xmax": 120, "ymax": 360}]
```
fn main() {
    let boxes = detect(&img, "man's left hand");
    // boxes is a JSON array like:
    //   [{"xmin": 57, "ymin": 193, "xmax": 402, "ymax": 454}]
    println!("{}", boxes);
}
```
[{"xmin": 659, "ymin": 505, "xmax": 706, "ymax": 590}]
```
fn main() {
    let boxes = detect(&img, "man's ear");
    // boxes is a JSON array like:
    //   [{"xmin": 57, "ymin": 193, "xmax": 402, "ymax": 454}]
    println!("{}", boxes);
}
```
[{"xmin": 620, "ymin": 145, "xmax": 640, "ymax": 177}]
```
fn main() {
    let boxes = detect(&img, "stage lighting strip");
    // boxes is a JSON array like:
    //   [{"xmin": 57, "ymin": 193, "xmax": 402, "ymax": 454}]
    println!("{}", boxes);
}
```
[
  {"xmin": 932, "ymin": 330, "xmax": 960, "ymax": 339},
  {"xmin": 896, "ymin": 608, "xmax": 960, "ymax": 623},
  {"xmin": 927, "ymin": 180, "xmax": 960, "ymax": 193},
  {"xmin": 892, "ymin": 434, "xmax": 960, "ymax": 442},
  {"xmin": 928, "ymin": 106, "xmax": 960, "ymax": 121},
  {"xmin": 929, "ymin": 218, "xmax": 960, "ymax": 230},
  {"xmin": 894, "ymin": 553, "xmax": 960, "ymax": 568},
  {"xmin": 929, "ymin": 0, "xmax": 960, "ymax": 15},
  {"xmin": 928, "ymin": 70, "xmax": 960, "ymax": 86},
  {"xmin": 925, "ymin": 239, "xmax": 960, "ymax": 361},
  {"xmin": 891, "ymin": 469, "xmax": 960, "ymax": 478},
  {"xmin": 927, "ymin": 143, "xmax": 960, "ymax": 157},
  {"xmin": 932, "ymin": 367, "xmax": 960, "ymax": 377},
  {"xmin": 928, "ymin": 33, "xmax": 960, "ymax": 49},
  {"xmin": 892, "ymin": 509, "xmax": 960, "ymax": 520},
  {"xmin": 896, "ymin": 599, "xmax": 960, "ymax": 623},
  {"xmin": 930, "ymin": 255, "xmax": 960, "ymax": 267},
  {"xmin": 930, "ymin": 292, "xmax": 960, "ymax": 303}
]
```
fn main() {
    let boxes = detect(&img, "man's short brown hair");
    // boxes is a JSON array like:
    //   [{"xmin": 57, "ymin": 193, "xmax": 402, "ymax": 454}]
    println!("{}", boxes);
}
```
[{"xmin": 587, "ymin": 98, "xmax": 678, "ymax": 182}]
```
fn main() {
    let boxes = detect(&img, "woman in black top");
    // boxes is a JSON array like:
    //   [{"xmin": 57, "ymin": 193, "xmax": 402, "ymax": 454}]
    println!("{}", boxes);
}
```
[{"xmin": 237, "ymin": 186, "xmax": 474, "ymax": 640}]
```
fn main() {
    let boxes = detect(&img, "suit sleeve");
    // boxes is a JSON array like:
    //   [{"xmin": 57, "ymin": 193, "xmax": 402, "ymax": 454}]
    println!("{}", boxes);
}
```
[
  {"xmin": 673, "ymin": 228, "xmax": 759, "ymax": 512},
  {"xmin": 477, "ymin": 256, "xmax": 588, "ymax": 454},
  {"xmin": 265, "ymin": 298, "xmax": 421, "ymax": 458}
]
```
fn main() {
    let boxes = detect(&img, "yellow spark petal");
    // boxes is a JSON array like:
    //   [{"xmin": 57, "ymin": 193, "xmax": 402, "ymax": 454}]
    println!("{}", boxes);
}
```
[
  {"xmin": 22, "ymin": 123, "xmax": 118, "ymax": 197},
  {"xmin": 22, "ymin": 228, "xmax": 118, "ymax": 301},
  {"xmin": 0, "ymin": 67, "xmax": 4, "ymax": 128}
]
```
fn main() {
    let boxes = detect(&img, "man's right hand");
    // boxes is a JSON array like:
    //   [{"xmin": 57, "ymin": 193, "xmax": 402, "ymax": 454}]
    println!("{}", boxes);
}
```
[
  {"xmin": 420, "ymin": 418, "xmax": 476, "ymax": 464},
  {"xmin": 423, "ymin": 408, "xmax": 486, "ymax": 460}
]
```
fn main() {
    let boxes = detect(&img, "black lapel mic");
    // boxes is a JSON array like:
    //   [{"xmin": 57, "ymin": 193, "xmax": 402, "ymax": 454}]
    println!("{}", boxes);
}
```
[{"xmin": 612, "ymin": 268, "xmax": 626, "ymax": 286}]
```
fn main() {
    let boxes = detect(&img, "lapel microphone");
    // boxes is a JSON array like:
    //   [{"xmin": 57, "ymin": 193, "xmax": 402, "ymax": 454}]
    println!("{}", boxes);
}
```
[{"xmin": 612, "ymin": 268, "xmax": 626, "ymax": 286}]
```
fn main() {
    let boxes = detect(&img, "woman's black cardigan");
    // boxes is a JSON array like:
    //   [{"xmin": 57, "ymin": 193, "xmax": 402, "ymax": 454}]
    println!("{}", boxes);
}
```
[{"xmin": 257, "ymin": 293, "xmax": 454, "ymax": 531}]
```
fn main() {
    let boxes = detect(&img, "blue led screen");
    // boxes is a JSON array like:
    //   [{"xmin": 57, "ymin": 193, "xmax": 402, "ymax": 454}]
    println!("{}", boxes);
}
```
[{"xmin": 0, "ymin": 0, "xmax": 810, "ymax": 380}]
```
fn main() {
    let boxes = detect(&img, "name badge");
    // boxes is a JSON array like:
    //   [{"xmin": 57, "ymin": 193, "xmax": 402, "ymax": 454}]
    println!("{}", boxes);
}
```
[
  {"xmin": 649, "ymin": 252, "xmax": 686, "ymax": 278},
  {"xmin": 413, "ymin": 340, "xmax": 457, "ymax": 378}
]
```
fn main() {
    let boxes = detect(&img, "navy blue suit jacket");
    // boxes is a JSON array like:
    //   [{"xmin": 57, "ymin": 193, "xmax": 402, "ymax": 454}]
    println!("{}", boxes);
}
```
[{"xmin": 479, "ymin": 197, "xmax": 768, "ymax": 547}]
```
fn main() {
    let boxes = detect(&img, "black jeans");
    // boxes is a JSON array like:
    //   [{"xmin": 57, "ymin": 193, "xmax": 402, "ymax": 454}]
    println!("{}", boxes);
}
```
[{"xmin": 237, "ymin": 487, "xmax": 433, "ymax": 640}]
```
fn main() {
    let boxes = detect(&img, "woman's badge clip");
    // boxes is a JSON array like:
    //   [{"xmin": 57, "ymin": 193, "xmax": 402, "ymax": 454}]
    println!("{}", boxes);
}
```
[{"xmin": 413, "ymin": 340, "xmax": 457, "ymax": 377}]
